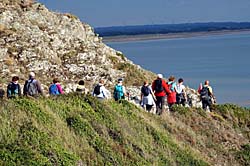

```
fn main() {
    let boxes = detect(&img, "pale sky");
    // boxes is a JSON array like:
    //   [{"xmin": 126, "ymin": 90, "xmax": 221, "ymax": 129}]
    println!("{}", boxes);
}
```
[{"xmin": 37, "ymin": 0, "xmax": 250, "ymax": 27}]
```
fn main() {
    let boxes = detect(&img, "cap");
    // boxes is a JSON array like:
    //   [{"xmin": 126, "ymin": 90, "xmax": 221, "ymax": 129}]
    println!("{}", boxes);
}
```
[
  {"xmin": 157, "ymin": 74, "xmax": 163, "ymax": 79},
  {"xmin": 29, "ymin": 72, "xmax": 35, "ymax": 77},
  {"xmin": 118, "ymin": 78, "xmax": 123, "ymax": 83}
]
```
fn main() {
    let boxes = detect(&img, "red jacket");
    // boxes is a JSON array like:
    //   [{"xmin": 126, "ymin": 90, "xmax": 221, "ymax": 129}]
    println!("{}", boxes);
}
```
[
  {"xmin": 152, "ymin": 78, "xmax": 171, "ymax": 97},
  {"xmin": 167, "ymin": 82, "xmax": 176, "ymax": 104}
]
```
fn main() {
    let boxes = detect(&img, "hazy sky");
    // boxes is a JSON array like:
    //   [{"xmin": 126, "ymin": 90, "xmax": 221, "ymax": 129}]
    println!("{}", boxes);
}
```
[{"xmin": 37, "ymin": 0, "xmax": 250, "ymax": 27}]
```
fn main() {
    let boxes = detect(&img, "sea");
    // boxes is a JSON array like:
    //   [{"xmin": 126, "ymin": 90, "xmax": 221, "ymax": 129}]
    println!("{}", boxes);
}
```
[{"xmin": 107, "ymin": 32, "xmax": 250, "ymax": 107}]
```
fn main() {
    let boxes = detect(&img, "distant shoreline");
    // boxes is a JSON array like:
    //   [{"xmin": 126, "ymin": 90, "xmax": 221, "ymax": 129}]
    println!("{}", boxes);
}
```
[{"xmin": 102, "ymin": 29, "xmax": 250, "ymax": 42}]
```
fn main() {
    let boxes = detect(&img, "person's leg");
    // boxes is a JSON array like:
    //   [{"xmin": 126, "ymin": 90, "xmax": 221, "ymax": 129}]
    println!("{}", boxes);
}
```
[
  {"xmin": 208, "ymin": 99, "xmax": 212, "ymax": 111},
  {"xmin": 146, "ymin": 104, "xmax": 153, "ymax": 112},
  {"xmin": 202, "ymin": 99, "xmax": 207, "ymax": 110},
  {"xmin": 168, "ymin": 103, "xmax": 175, "ymax": 111},
  {"xmin": 155, "ymin": 96, "xmax": 161, "ymax": 115},
  {"xmin": 159, "ymin": 96, "xmax": 166, "ymax": 114}
]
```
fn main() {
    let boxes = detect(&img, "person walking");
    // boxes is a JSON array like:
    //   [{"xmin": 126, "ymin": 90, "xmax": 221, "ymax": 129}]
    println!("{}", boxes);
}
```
[
  {"xmin": 199, "ymin": 80, "xmax": 216, "ymax": 111},
  {"xmin": 113, "ymin": 78, "xmax": 127, "ymax": 101},
  {"xmin": 23, "ymin": 72, "xmax": 43, "ymax": 97},
  {"xmin": 7, "ymin": 76, "xmax": 22, "ymax": 99},
  {"xmin": 49, "ymin": 78, "xmax": 64, "ymax": 95},
  {"xmin": 152, "ymin": 74, "xmax": 171, "ymax": 115},
  {"xmin": 93, "ymin": 79, "xmax": 109, "ymax": 100},
  {"xmin": 167, "ymin": 76, "xmax": 177, "ymax": 110},
  {"xmin": 140, "ymin": 81, "xmax": 156, "ymax": 113},
  {"xmin": 175, "ymin": 78, "xmax": 187, "ymax": 106},
  {"xmin": 75, "ymin": 80, "xmax": 89, "ymax": 94}
]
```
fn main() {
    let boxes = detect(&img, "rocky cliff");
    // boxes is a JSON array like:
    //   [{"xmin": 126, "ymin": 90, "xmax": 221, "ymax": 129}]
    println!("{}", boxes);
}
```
[
  {"xmin": 0, "ymin": 0, "xmax": 202, "ymax": 107},
  {"xmin": 0, "ymin": 0, "xmax": 141, "ymax": 90}
]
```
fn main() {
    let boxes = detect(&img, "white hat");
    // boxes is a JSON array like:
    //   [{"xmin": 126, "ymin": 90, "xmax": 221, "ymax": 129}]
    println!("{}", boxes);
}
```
[
  {"xmin": 29, "ymin": 72, "xmax": 35, "ymax": 77},
  {"xmin": 157, "ymin": 74, "xmax": 163, "ymax": 79}
]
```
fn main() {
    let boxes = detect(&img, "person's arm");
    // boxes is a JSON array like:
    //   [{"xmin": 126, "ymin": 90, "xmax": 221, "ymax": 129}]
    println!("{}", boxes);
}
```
[
  {"xmin": 152, "ymin": 81, "xmax": 155, "ymax": 92},
  {"xmin": 122, "ymin": 86, "xmax": 127, "ymax": 96},
  {"xmin": 149, "ymin": 86, "xmax": 156, "ymax": 101},
  {"xmin": 7, "ymin": 84, "xmax": 11, "ymax": 98},
  {"xmin": 182, "ymin": 85, "xmax": 187, "ymax": 100},
  {"xmin": 23, "ymin": 81, "xmax": 28, "ymax": 95},
  {"xmin": 163, "ymin": 81, "xmax": 171, "ymax": 94},
  {"xmin": 140, "ymin": 87, "xmax": 143, "ymax": 101},
  {"xmin": 18, "ymin": 84, "xmax": 22, "ymax": 96},
  {"xmin": 36, "ymin": 81, "xmax": 43, "ymax": 95},
  {"xmin": 208, "ymin": 86, "xmax": 216, "ymax": 102},
  {"xmin": 101, "ymin": 86, "xmax": 107, "ymax": 98}
]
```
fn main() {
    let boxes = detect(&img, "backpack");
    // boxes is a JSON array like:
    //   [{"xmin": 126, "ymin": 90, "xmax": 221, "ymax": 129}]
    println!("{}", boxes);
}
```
[
  {"xmin": 200, "ymin": 87, "xmax": 210, "ymax": 100},
  {"xmin": 113, "ymin": 85, "xmax": 124, "ymax": 100},
  {"xmin": 25, "ymin": 79, "xmax": 38, "ymax": 96},
  {"xmin": 141, "ymin": 86, "xmax": 150, "ymax": 96},
  {"xmin": 93, "ymin": 85, "xmax": 101, "ymax": 95},
  {"xmin": 168, "ymin": 82, "xmax": 175, "ymax": 92},
  {"xmin": 49, "ymin": 84, "xmax": 59, "ymax": 95},
  {"xmin": 7, "ymin": 82, "xmax": 19, "ymax": 98},
  {"xmin": 154, "ymin": 79, "xmax": 163, "ymax": 92}
]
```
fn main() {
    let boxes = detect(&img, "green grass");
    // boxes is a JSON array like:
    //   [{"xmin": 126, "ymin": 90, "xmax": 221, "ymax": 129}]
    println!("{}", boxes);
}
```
[{"xmin": 0, "ymin": 96, "xmax": 249, "ymax": 165}]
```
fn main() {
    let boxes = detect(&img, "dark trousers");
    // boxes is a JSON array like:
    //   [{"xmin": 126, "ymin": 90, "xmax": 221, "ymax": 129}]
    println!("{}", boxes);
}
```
[
  {"xmin": 156, "ymin": 96, "xmax": 166, "ymax": 115},
  {"xmin": 202, "ymin": 98, "xmax": 212, "ymax": 110}
]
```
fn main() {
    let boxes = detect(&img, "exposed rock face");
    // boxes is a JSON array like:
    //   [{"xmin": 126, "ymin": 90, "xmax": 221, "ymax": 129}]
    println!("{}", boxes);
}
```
[
  {"xmin": 0, "ymin": 1, "xmax": 128, "ymax": 90},
  {"xmin": 0, "ymin": 0, "xmax": 203, "ymax": 108}
]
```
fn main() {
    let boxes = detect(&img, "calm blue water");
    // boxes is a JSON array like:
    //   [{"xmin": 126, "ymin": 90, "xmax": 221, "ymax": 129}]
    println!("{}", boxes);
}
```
[{"xmin": 107, "ymin": 33, "xmax": 250, "ymax": 107}]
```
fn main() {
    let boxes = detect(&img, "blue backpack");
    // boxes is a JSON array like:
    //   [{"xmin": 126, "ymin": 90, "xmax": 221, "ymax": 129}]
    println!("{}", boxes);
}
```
[
  {"xmin": 7, "ymin": 82, "xmax": 19, "ymax": 98},
  {"xmin": 113, "ymin": 85, "xmax": 124, "ymax": 100},
  {"xmin": 49, "ymin": 84, "xmax": 59, "ymax": 95}
]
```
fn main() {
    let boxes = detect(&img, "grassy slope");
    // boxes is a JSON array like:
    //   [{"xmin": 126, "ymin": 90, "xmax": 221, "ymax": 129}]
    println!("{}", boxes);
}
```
[{"xmin": 0, "ymin": 95, "xmax": 249, "ymax": 166}]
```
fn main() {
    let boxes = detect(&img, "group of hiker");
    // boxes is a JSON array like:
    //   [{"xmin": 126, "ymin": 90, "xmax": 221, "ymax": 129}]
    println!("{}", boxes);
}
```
[
  {"xmin": 0, "ymin": 72, "xmax": 64, "ymax": 99},
  {"xmin": 140, "ymin": 73, "xmax": 216, "ymax": 114},
  {"xmin": 0, "ymin": 72, "xmax": 216, "ymax": 113}
]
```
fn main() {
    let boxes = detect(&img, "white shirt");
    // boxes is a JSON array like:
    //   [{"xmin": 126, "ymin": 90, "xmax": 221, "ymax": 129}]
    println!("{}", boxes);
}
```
[
  {"xmin": 93, "ymin": 84, "xmax": 108, "ymax": 99},
  {"xmin": 176, "ymin": 84, "xmax": 185, "ymax": 94},
  {"xmin": 142, "ymin": 86, "xmax": 155, "ymax": 106}
]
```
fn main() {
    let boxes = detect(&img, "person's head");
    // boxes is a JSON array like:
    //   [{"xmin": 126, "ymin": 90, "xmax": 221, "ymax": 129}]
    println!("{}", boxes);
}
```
[
  {"xmin": 118, "ymin": 78, "xmax": 123, "ymax": 84},
  {"xmin": 12, "ymin": 76, "xmax": 19, "ymax": 82},
  {"xmin": 157, "ymin": 74, "xmax": 163, "ymax": 79},
  {"xmin": 178, "ymin": 78, "xmax": 184, "ymax": 84},
  {"xmin": 53, "ymin": 78, "xmax": 59, "ymax": 84},
  {"xmin": 204, "ymin": 80, "xmax": 209, "ymax": 85},
  {"xmin": 78, "ymin": 80, "xmax": 85, "ymax": 85},
  {"xmin": 143, "ymin": 81, "xmax": 148, "ymax": 86},
  {"xmin": 29, "ymin": 72, "xmax": 35, "ymax": 79},
  {"xmin": 99, "ymin": 79, "xmax": 104, "ymax": 85},
  {"xmin": 168, "ymin": 75, "xmax": 175, "ymax": 82}
]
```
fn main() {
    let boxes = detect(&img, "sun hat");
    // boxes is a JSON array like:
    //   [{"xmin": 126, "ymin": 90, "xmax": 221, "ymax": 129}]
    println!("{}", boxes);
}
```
[{"xmin": 157, "ymin": 74, "xmax": 163, "ymax": 79}]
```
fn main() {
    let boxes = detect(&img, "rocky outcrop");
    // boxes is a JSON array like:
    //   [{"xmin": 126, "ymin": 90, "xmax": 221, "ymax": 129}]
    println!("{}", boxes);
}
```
[
  {"xmin": 0, "ymin": 1, "xmax": 130, "ymax": 90},
  {"xmin": 0, "ymin": 0, "xmax": 203, "ymax": 108}
]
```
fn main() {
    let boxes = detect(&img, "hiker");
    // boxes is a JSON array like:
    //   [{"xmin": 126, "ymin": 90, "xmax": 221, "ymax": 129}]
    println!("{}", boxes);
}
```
[
  {"xmin": 7, "ymin": 76, "xmax": 21, "ymax": 99},
  {"xmin": 0, "ymin": 83, "xmax": 5, "ymax": 99},
  {"xmin": 175, "ymin": 78, "xmax": 187, "ymax": 106},
  {"xmin": 140, "ymin": 81, "xmax": 156, "ymax": 113},
  {"xmin": 75, "ymin": 80, "xmax": 89, "ymax": 94},
  {"xmin": 199, "ymin": 80, "xmax": 216, "ymax": 111},
  {"xmin": 113, "ymin": 78, "xmax": 127, "ymax": 101},
  {"xmin": 152, "ymin": 74, "xmax": 171, "ymax": 115},
  {"xmin": 167, "ymin": 76, "xmax": 177, "ymax": 110},
  {"xmin": 49, "ymin": 78, "xmax": 64, "ymax": 95},
  {"xmin": 92, "ymin": 79, "xmax": 109, "ymax": 100},
  {"xmin": 23, "ymin": 72, "xmax": 43, "ymax": 97}
]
